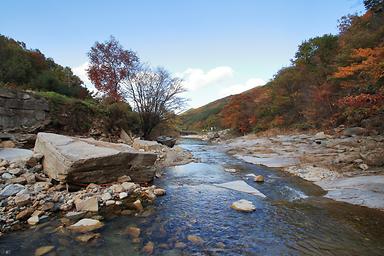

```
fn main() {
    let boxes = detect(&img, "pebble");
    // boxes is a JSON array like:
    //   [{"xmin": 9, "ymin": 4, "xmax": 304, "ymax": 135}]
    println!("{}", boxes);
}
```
[
  {"xmin": 125, "ymin": 226, "xmax": 141, "ymax": 238},
  {"xmin": 75, "ymin": 233, "xmax": 100, "ymax": 243},
  {"xmin": 187, "ymin": 235, "xmax": 204, "ymax": 245},
  {"xmin": 1, "ymin": 173, "xmax": 13, "ymax": 180},
  {"xmin": 142, "ymin": 241, "xmax": 154, "ymax": 255},
  {"xmin": 101, "ymin": 192, "xmax": 112, "ymax": 201},
  {"xmin": 0, "ymin": 184, "xmax": 25, "ymax": 197},
  {"xmin": 106, "ymin": 200, "xmax": 115, "ymax": 206},
  {"xmin": 359, "ymin": 163, "xmax": 369, "ymax": 170},
  {"xmin": 34, "ymin": 245, "xmax": 54, "ymax": 256},
  {"xmin": 231, "ymin": 199, "xmax": 256, "ymax": 212},
  {"xmin": 254, "ymin": 175, "xmax": 264, "ymax": 182},
  {"xmin": 133, "ymin": 199, "xmax": 144, "ymax": 212},
  {"xmin": 68, "ymin": 218, "xmax": 104, "ymax": 233},
  {"xmin": 119, "ymin": 192, "xmax": 128, "ymax": 199},
  {"xmin": 153, "ymin": 188, "xmax": 166, "ymax": 196},
  {"xmin": 174, "ymin": 242, "xmax": 187, "ymax": 249},
  {"xmin": 14, "ymin": 194, "xmax": 31, "ymax": 206},
  {"xmin": 27, "ymin": 215, "xmax": 39, "ymax": 225}
]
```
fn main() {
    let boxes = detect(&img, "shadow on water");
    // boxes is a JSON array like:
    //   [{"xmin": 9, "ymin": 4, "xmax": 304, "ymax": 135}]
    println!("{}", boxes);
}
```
[{"xmin": 1, "ymin": 138, "xmax": 384, "ymax": 255}]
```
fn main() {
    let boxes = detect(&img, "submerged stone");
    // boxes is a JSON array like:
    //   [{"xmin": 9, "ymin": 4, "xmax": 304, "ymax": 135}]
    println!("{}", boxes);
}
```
[
  {"xmin": 68, "ymin": 218, "xmax": 104, "ymax": 233},
  {"xmin": 34, "ymin": 245, "xmax": 54, "ymax": 256},
  {"xmin": 214, "ymin": 180, "xmax": 266, "ymax": 198},
  {"xmin": 231, "ymin": 199, "xmax": 256, "ymax": 212}
]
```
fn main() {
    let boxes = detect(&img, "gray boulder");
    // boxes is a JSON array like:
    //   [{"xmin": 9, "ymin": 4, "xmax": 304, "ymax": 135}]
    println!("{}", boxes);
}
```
[
  {"xmin": 156, "ymin": 136, "xmax": 176, "ymax": 148},
  {"xmin": 34, "ymin": 132, "xmax": 157, "ymax": 184},
  {"xmin": 342, "ymin": 127, "xmax": 368, "ymax": 137}
]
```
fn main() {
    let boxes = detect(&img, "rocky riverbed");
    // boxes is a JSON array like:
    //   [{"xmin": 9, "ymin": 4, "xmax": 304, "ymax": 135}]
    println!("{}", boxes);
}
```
[
  {"xmin": 209, "ymin": 129, "xmax": 384, "ymax": 209},
  {"xmin": 0, "ymin": 133, "xmax": 194, "ymax": 237}
]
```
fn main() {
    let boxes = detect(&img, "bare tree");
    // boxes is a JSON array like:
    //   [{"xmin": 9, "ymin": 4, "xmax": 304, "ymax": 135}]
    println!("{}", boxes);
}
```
[{"xmin": 123, "ymin": 66, "xmax": 186, "ymax": 139}]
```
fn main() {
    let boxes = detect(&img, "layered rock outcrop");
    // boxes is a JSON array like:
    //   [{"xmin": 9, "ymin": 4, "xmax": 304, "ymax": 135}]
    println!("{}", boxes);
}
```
[
  {"xmin": 0, "ymin": 88, "xmax": 49, "ymax": 131},
  {"xmin": 34, "ymin": 133, "xmax": 157, "ymax": 184}
]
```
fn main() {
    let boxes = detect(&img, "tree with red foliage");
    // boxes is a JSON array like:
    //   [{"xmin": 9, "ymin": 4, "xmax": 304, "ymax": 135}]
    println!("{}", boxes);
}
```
[{"xmin": 87, "ymin": 36, "xmax": 139, "ymax": 101}]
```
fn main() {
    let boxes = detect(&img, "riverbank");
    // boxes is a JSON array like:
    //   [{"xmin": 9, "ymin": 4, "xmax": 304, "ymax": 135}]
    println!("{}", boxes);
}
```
[
  {"xmin": 211, "ymin": 130, "xmax": 384, "ymax": 209},
  {"xmin": 0, "ymin": 135, "xmax": 195, "ymax": 236}
]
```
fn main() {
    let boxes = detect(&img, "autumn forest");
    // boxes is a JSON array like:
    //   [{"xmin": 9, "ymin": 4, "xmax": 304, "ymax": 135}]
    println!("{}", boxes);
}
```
[{"xmin": 182, "ymin": 1, "xmax": 384, "ymax": 134}]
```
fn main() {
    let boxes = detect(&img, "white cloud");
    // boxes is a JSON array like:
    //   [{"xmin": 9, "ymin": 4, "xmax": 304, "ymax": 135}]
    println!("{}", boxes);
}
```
[
  {"xmin": 71, "ymin": 62, "xmax": 97, "ymax": 92},
  {"xmin": 220, "ymin": 78, "xmax": 266, "ymax": 96},
  {"xmin": 176, "ymin": 66, "xmax": 234, "ymax": 91}
]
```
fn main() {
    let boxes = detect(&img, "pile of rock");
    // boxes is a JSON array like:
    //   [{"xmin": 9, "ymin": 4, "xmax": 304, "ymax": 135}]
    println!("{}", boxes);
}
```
[
  {"xmin": 132, "ymin": 138, "xmax": 194, "ymax": 169},
  {"xmin": 0, "ymin": 152, "xmax": 166, "ymax": 235}
]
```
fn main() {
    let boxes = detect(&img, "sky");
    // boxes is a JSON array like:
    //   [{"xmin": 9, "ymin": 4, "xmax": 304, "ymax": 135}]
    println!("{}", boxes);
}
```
[{"xmin": 1, "ymin": 0, "xmax": 365, "ymax": 108}]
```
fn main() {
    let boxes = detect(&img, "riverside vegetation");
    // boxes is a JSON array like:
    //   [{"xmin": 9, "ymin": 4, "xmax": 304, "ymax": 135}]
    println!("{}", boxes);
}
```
[{"xmin": 0, "ymin": 1, "xmax": 384, "ymax": 255}]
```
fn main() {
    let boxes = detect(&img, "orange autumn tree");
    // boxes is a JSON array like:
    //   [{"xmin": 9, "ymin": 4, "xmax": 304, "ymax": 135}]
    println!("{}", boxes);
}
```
[
  {"xmin": 221, "ymin": 93, "xmax": 256, "ymax": 134},
  {"xmin": 87, "ymin": 36, "xmax": 139, "ymax": 102},
  {"xmin": 333, "ymin": 47, "xmax": 384, "ymax": 88}
]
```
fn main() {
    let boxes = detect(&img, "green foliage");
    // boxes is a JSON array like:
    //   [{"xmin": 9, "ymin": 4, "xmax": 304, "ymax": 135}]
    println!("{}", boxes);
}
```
[
  {"xmin": 0, "ymin": 35, "xmax": 89, "ymax": 99},
  {"xmin": 181, "ymin": 97, "xmax": 231, "ymax": 131},
  {"xmin": 36, "ymin": 91, "xmax": 140, "ymax": 135},
  {"xmin": 104, "ymin": 102, "xmax": 140, "ymax": 134}
]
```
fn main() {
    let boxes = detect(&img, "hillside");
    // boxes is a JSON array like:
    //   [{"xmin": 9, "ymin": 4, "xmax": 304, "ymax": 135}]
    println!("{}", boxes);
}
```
[
  {"xmin": 0, "ymin": 35, "xmax": 89, "ymax": 99},
  {"xmin": 0, "ymin": 35, "xmax": 141, "ymax": 138},
  {"xmin": 182, "ymin": 4, "xmax": 384, "ymax": 134},
  {"xmin": 180, "ymin": 96, "xmax": 232, "ymax": 131}
]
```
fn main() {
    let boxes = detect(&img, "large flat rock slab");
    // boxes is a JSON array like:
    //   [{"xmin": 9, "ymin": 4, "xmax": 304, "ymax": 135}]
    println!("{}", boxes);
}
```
[
  {"xmin": 316, "ymin": 176, "xmax": 384, "ymax": 209},
  {"xmin": 235, "ymin": 154, "xmax": 298, "ymax": 168},
  {"xmin": 34, "ymin": 132, "xmax": 157, "ymax": 184}
]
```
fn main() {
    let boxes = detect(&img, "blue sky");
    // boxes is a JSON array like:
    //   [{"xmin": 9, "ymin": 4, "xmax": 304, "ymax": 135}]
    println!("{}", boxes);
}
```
[{"xmin": 1, "ymin": 0, "xmax": 365, "ymax": 108}]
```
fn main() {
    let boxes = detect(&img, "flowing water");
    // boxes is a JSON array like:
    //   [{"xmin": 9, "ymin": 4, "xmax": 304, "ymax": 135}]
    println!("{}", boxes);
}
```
[{"xmin": 1, "ymin": 138, "xmax": 384, "ymax": 255}]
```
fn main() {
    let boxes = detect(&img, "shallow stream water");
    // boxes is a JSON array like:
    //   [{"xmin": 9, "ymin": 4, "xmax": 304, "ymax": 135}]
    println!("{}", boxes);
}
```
[{"xmin": 1, "ymin": 138, "xmax": 384, "ymax": 255}]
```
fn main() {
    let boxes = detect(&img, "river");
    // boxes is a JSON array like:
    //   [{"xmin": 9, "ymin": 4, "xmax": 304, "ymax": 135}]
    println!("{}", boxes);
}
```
[{"xmin": 1, "ymin": 138, "xmax": 384, "ymax": 255}]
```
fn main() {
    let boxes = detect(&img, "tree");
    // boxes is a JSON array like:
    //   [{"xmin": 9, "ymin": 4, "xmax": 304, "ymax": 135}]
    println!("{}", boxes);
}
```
[
  {"xmin": 87, "ymin": 36, "xmax": 139, "ymax": 101},
  {"xmin": 364, "ymin": 0, "xmax": 383, "ymax": 12},
  {"xmin": 123, "ymin": 66, "xmax": 186, "ymax": 139}
]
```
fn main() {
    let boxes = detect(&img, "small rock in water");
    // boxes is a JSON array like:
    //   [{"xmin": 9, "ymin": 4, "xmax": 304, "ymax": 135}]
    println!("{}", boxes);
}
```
[
  {"xmin": 27, "ymin": 215, "xmax": 39, "ymax": 225},
  {"xmin": 231, "ymin": 199, "xmax": 256, "ymax": 212},
  {"xmin": 216, "ymin": 242, "xmax": 226, "ymax": 248},
  {"xmin": 187, "ymin": 235, "xmax": 204, "ymax": 245},
  {"xmin": 142, "ymin": 241, "xmax": 154, "ymax": 255},
  {"xmin": 68, "ymin": 218, "xmax": 104, "ymax": 233},
  {"xmin": 133, "ymin": 199, "xmax": 144, "ymax": 212},
  {"xmin": 34, "ymin": 245, "xmax": 54, "ymax": 256},
  {"xmin": 75, "ymin": 233, "xmax": 100, "ymax": 243},
  {"xmin": 153, "ymin": 188, "xmax": 166, "ymax": 196},
  {"xmin": 224, "ymin": 168, "xmax": 237, "ymax": 173},
  {"xmin": 125, "ymin": 226, "xmax": 141, "ymax": 238},
  {"xmin": 174, "ymin": 241, "xmax": 187, "ymax": 249},
  {"xmin": 254, "ymin": 175, "xmax": 264, "ymax": 182}
]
